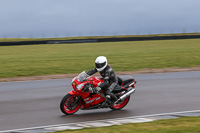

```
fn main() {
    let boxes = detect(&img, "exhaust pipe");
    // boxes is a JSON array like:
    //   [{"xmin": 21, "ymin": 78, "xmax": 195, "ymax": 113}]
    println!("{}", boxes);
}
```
[{"xmin": 115, "ymin": 88, "xmax": 135, "ymax": 104}]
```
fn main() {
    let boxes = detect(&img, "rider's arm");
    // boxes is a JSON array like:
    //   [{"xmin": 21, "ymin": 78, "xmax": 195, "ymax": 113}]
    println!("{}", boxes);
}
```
[
  {"xmin": 99, "ymin": 78, "xmax": 109, "ymax": 89},
  {"xmin": 87, "ymin": 68, "xmax": 97, "ymax": 76},
  {"xmin": 99, "ymin": 70, "xmax": 110, "ymax": 89}
]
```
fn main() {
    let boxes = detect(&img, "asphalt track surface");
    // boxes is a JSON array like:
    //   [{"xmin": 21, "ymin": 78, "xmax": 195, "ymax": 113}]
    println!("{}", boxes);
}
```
[{"xmin": 0, "ymin": 71, "xmax": 200, "ymax": 131}]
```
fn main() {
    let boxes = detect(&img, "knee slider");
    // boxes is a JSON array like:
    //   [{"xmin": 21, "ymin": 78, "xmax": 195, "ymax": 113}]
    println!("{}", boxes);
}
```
[{"xmin": 106, "ymin": 95, "xmax": 111, "ymax": 99}]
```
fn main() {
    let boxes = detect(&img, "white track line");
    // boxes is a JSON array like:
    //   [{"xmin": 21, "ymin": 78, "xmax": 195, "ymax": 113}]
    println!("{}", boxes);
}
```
[{"xmin": 1, "ymin": 109, "xmax": 200, "ymax": 133}]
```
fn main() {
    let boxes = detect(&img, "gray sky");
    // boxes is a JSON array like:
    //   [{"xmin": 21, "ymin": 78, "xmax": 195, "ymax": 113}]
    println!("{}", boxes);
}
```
[{"xmin": 0, "ymin": 0, "xmax": 200, "ymax": 38}]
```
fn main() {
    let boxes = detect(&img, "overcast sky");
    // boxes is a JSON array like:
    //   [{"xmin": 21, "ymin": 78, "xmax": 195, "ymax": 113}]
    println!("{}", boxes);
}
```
[{"xmin": 0, "ymin": 0, "xmax": 200, "ymax": 38}]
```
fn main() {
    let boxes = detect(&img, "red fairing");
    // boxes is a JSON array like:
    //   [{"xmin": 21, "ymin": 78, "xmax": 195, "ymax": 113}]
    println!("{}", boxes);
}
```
[
  {"xmin": 81, "ymin": 93, "xmax": 105, "ymax": 109},
  {"xmin": 68, "ymin": 90, "xmax": 79, "ymax": 96},
  {"xmin": 70, "ymin": 75, "xmax": 104, "ymax": 109},
  {"xmin": 72, "ymin": 76, "xmax": 103, "ymax": 91},
  {"xmin": 87, "ymin": 77, "xmax": 104, "ymax": 88}
]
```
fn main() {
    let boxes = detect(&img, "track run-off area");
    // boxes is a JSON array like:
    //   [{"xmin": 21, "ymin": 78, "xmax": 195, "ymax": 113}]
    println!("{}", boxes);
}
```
[{"xmin": 0, "ymin": 71, "xmax": 200, "ymax": 131}]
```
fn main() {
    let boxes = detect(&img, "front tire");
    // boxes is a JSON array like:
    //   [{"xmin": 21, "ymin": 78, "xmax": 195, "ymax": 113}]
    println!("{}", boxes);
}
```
[{"xmin": 60, "ymin": 94, "xmax": 81, "ymax": 115}]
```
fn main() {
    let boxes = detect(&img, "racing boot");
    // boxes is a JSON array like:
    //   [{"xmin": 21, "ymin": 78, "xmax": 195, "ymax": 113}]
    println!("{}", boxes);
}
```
[
  {"xmin": 101, "ymin": 95, "xmax": 111, "ymax": 108},
  {"xmin": 110, "ymin": 93, "xmax": 118, "ymax": 104},
  {"xmin": 106, "ymin": 94, "xmax": 117, "ymax": 106}
]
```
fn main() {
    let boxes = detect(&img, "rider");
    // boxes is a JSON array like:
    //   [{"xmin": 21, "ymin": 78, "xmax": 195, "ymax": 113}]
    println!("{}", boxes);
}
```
[{"xmin": 87, "ymin": 56, "xmax": 118, "ymax": 105}]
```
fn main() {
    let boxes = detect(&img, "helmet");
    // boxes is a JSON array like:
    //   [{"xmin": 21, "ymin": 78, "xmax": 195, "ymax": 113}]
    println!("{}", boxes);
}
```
[{"xmin": 95, "ymin": 56, "xmax": 108, "ymax": 71}]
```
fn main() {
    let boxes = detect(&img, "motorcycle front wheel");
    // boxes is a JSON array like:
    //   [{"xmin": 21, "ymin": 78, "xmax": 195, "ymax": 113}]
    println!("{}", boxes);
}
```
[{"xmin": 60, "ymin": 94, "xmax": 81, "ymax": 115}]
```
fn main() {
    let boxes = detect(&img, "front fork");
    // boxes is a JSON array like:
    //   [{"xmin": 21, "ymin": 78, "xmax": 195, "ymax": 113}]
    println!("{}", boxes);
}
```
[
  {"xmin": 68, "ymin": 91, "xmax": 81, "ymax": 106},
  {"xmin": 72, "ymin": 95, "xmax": 81, "ymax": 107}
]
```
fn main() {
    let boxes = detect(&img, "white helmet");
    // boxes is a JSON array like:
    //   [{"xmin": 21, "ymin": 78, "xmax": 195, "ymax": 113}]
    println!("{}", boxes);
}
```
[{"xmin": 95, "ymin": 56, "xmax": 108, "ymax": 71}]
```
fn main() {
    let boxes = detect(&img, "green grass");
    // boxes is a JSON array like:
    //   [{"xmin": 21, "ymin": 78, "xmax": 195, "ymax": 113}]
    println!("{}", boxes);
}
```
[
  {"xmin": 0, "ymin": 39, "xmax": 200, "ymax": 78},
  {"xmin": 56, "ymin": 116, "xmax": 200, "ymax": 133}
]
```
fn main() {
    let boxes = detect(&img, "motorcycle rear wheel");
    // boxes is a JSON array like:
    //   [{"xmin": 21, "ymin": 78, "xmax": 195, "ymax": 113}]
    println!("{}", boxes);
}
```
[
  {"xmin": 60, "ymin": 94, "xmax": 81, "ymax": 115},
  {"xmin": 110, "ymin": 96, "xmax": 130, "ymax": 110}
]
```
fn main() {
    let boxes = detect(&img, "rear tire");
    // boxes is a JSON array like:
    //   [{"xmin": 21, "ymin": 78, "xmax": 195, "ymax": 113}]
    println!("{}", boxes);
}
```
[
  {"xmin": 109, "ymin": 96, "xmax": 130, "ymax": 111},
  {"xmin": 60, "ymin": 94, "xmax": 81, "ymax": 115}
]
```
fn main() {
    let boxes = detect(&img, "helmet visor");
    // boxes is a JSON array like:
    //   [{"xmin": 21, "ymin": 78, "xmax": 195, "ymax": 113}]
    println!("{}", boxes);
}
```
[{"xmin": 95, "ymin": 62, "xmax": 106, "ymax": 69}]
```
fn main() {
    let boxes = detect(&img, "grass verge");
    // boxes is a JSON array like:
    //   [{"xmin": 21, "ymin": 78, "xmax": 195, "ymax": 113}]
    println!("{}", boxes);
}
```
[
  {"xmin": 56, "ymin": 116, "xmax": 200, "ymax": 133},
  {"xmin": 1, "ymin": 33, "xmax": 200, "ymax": 42},
  {"xmin": 0, "ymin": 38, "xmax": 200, "ymax": 78}
]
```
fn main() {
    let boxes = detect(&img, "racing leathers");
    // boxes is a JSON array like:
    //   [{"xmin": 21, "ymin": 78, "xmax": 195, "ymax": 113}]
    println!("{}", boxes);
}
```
[{"xmin": 87, "ymin": 65, "xmax": 118, "ymax": 104}]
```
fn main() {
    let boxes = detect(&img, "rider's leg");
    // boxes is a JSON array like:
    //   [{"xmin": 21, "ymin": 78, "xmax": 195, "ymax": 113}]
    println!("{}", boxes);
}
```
[
  {"xmin": 104, "ymin": 89, "xmax": 111, "ymax": 102},
  {"xmin": 105, "ymin": 85, "xmax": 117, "ymax": 105}
]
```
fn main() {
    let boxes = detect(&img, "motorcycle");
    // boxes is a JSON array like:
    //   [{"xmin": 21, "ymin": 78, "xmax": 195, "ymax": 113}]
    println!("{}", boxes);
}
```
[{"xmin": 60, "ymin": 71, "xmax": 136, "ymax": 115}]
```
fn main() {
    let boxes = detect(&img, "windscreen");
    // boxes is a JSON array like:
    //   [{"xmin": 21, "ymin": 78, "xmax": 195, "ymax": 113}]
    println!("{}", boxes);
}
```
[{"xmin": 77, "ymin": 71, "xmax": 90, "ymax": 82}]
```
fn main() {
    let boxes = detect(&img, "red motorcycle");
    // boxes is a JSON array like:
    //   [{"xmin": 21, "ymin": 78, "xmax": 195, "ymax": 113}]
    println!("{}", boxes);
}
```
[{"xmin": 60, "ymin": 71, "xmax": 136, "ymax": 115}]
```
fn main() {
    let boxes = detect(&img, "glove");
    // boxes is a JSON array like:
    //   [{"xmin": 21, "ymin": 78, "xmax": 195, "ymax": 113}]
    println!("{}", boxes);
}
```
[
  {"xmin": 88, "ymin": 86, "xmax": 94, "ymax": 93},
  {"xmin": 95, "ymin": 87, "xmax": 101, "ymax": 92},
  {"xmin": 88, "ymin": 86, "xmax": 101, "ymax": 93}
]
